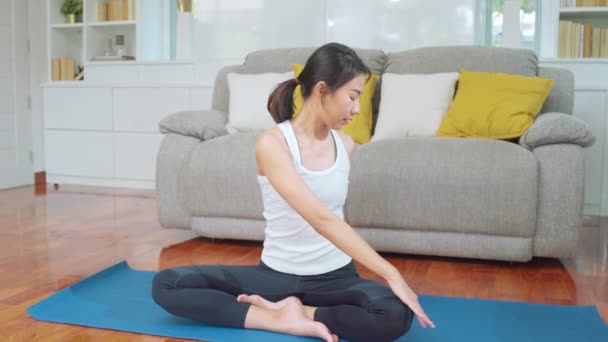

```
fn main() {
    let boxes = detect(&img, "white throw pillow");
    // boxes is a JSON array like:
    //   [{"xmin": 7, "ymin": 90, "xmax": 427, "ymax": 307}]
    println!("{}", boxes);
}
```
[
  {"xmin": 372, "ymin": 72, "xmax": 460, "ymax": 141},
  {"xmin": 226, "ymin": 72, "xmax": 293, "ymax": 133}
]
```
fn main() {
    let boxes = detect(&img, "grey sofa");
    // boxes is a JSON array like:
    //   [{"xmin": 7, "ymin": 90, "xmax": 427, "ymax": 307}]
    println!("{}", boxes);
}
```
[{"xmin": 156, "ymin": 46, "xmax": 595, "ymax": 262}]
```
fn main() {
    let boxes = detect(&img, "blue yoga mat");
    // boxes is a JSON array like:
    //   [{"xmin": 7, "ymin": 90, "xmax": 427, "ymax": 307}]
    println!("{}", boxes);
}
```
[{"xmin": 28, "ymin": 261, "xmax": 608, "ymax": 342}]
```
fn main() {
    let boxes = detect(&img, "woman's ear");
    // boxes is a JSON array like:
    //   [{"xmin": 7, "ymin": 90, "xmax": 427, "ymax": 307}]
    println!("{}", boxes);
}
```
[{"xmin": 314, "ymin": 81, "xmax": 328, "ymax": 97}]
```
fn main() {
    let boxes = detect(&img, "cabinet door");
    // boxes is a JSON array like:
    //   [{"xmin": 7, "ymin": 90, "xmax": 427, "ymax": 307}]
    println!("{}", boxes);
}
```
[
  {"xmin": 113, "ymin": 87, "xmax": 190, "ymax": 132},
  {"xmin": 190, "ymin": 87, "xmax": 213, "ymax": 110},
  {"xmin": 114, "ymin": 133, "xmax": 163, "ymax": 180},
  {"xmin": 572, "ymin": 90, "xmax": 607, "ymax": 216},
  {"xmin": 45, "ymin": 130, "xmax": 114, "ymax": 177},
  {"xmin": 44, "ymin": 87, "xmax": 113, "ymax": 130}
]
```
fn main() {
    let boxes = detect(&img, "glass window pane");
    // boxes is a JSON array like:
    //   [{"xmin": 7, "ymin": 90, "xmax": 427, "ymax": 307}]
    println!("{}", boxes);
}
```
[{"xmin": 486, "ymin": 0, "xmax": 540, "ymax": 53}]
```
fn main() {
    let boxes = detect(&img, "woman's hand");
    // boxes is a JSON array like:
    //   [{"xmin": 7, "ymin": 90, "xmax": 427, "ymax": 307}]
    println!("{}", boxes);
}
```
[{"xmin": 385, "ymin": 269, "xmax": 435, "ymax": 329}]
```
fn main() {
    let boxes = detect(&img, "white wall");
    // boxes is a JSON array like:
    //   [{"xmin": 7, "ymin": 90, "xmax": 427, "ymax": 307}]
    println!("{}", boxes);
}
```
[{"xmin": 192, "ymin": 0, "xmax": 484, "ymax": 85}]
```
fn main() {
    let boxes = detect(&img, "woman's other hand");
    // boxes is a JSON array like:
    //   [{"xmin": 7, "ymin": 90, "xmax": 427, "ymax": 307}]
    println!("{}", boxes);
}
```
[{"xmin": 385, "ymin": 269, "xmax": 436, "ymax": 329}]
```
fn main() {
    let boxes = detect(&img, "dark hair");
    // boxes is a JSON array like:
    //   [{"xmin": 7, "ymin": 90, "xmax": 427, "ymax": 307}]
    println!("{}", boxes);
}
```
[{"xmin": 267, "ymin": 42, "xmax": 371, "ymax": 124}]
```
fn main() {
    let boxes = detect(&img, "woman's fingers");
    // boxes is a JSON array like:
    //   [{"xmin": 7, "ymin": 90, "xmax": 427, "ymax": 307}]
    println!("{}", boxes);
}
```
[
  {"xmin": 399, "ymin": 294, "xmax": 435, "ymax": 328},
  {"xmin": 415, "ymin": 311, "xmax": 435, "ymax": 328}
]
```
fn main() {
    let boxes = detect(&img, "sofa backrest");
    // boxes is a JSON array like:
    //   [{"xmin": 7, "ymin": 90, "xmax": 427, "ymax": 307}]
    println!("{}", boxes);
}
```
[
  {"xmin": 242, "ymin": 47, "xmax": 387, "ymax": 75},
  {"xmin": 385, "ymin": 45, "xmax": 538, "ymax": 76},
  {"xmin": 211, "ymin": 45, "xmax": 574, "ymax": 117},
  {"xmin": 384, "ymin": 45, "xmax": 573, "ymax": 115}
]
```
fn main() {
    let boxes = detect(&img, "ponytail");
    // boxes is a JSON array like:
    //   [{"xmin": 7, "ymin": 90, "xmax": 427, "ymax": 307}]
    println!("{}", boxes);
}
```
[{"xmin": 267, "ymin": 78, "xmax": 298, "ymax": 123}]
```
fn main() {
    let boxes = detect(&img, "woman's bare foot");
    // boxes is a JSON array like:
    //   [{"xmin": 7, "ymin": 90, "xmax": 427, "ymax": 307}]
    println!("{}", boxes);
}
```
[
  {"xmin": 237, "ymin": 294, "xmax": 294, "ymax": 310},
  {"xmin": 238, "ymin": 295, "xmax": 339, "ymax": 342}
]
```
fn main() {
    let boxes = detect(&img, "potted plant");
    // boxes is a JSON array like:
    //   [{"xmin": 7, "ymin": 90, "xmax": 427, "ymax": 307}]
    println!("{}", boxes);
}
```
[{"xmin": 60, "ymin": 0, "xmax": 83, "ymax": 24}]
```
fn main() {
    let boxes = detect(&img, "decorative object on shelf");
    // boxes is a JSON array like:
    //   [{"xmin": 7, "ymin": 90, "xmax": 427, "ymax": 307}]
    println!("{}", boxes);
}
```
[
  {"xmin": 91, "ymin": 34, "xmax": 135, "ymax": 62},
  {"xmin": 175, "ymin": 0, "xmax": 194, "ymax": 60},
  {"xmin": 75, "ymin": 66, "xmax": 84, "ymax": 81},
  {"xmin": 114, "ymin": 34, "xmax": 125, "ymax": 56},
  {"xmin": 176, "ymin": 0, "xmax": 193, "ymax": 12},
  {"xmin": 60, "ymin": 0, "xmax": 83, "ymax": 24},
  {"xmin": 104, "ymin": 38, "xmax": 112, "ymax": 56}
]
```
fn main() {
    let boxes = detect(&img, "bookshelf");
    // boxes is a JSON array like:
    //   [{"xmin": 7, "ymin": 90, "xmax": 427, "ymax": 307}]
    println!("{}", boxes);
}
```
[
  {"xmin": 47, "ymin": 0, "xmax": 139, "ymax": 82},
  {"xmin": 557, "ymin": 2, "xmax": 608, "ymax": 59}
]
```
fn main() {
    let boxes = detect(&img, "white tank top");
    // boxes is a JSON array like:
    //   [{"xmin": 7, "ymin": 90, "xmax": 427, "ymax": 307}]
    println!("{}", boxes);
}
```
[{"xmin": 257, "ymin": 120, "xmax": 352, "ymax": 275}]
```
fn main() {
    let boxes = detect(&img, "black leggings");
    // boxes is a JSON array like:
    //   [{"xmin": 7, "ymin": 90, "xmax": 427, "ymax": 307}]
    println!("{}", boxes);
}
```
[{"xmin": 152, "ymin": 261, "xmax": 414, "ymax": 342}]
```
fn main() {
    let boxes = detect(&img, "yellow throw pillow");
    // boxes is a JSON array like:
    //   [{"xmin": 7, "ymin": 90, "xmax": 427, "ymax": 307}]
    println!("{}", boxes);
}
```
[
  {"xmin": 291, "ymin": 63, "xmax": 379, "ymax": 144},
  {"xmin": 436, "ymin": 69, "xmax": 554, "ymax": 139}
]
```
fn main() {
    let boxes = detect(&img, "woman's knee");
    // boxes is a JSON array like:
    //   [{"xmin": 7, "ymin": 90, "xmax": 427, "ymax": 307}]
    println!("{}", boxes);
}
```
[
  {"xmin": 151, "ymin": 268, "xmax": 180, "ymax": 305},
  {"xmin": 369, "ymin": 299, "xmax": 414, "ymax": 341}
]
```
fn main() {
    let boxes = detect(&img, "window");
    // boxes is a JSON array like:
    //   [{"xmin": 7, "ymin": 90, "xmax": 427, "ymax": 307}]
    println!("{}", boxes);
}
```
[{"xmin": 486, "ymin": 0, "xmax": 541, "ymax": 53}]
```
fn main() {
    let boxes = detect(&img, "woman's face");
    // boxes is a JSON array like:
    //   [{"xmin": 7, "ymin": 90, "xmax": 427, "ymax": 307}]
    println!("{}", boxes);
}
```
[{"xmin": 322, "ymin": 74, "xmax": 366, "ymax": 129}]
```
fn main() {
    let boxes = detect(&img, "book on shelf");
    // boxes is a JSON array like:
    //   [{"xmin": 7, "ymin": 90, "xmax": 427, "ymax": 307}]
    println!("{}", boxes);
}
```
[
  {"xmin": 559, "ymin": 20, "xmax": 608, "ymax": 57},
  {"xmin": 91, "ymin": 55, "xmax": 135, "ymax": 61},
  {"xmin": 560, "ymin": 0, "xmax": 608, "ymax": 7},
  {"xmin": 51, "ymin": 58, "xmax": 61, "ymax": 81},
  {"xmin": 52, "ymin": 58, "xmax": 77, "ymax": 81},
  {"xmin": 102, "ymin": 0, "xmax": 136, "ymax": 21}
]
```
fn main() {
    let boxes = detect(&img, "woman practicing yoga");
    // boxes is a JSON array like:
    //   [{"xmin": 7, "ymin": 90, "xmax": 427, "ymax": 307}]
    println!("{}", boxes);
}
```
[{"xmin": 152, "ymin": 42, "xmax": 434, "ymax": 342}]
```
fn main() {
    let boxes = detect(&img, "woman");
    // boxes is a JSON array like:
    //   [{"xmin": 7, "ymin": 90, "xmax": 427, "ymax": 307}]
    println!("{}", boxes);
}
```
[{"xmin": 152, "ymin": 42, "xmax": 434, "ymax": 342}]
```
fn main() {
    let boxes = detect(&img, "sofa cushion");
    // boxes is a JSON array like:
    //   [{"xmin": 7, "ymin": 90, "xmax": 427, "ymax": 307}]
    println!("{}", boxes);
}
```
[
  {"xmin": 159, "ymin": 109, "xmax": 228, "ymax": 141},
  {"xmin": 178, "ymin": 132, "xmax": 264, "ymax": 219},
  {"xmin": 242, "ymin": 47, "xmax": 387, "ymax": 75},
  {"xmin": 372, "ymin": 72, "xmax": 459, "ymax": 140},
  {"xmin": 345, "ymin": 138, "xmax": 538, "ymax": 237},
  {"xmin": 385, "ymin": 46, "xmax": 538, "ymax": 76},
  {"xmin": 225, "ymin": 72, "xmax": 292, "ymax": 133},
  {"xmin": 519, "ymin": 112, "xmax": 596, "ymax": 149},
  {"xmin": 436, "ymin": 70, "xmax": 554, "ymax": 139}
]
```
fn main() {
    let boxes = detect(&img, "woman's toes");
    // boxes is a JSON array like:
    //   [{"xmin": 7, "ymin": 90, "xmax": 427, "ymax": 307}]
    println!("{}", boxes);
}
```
[{"xmin": 237, "ymin": 294, "xmax": 282, "ymax": 310}]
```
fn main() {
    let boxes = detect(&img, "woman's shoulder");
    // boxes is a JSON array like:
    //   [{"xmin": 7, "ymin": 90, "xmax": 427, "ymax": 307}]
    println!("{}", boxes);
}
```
[
  {"xmin": 255, "ymin": 126, "xmax": 293, "ymax": 175},
  {"xmin": 336, "ymin": 131, "xmax": 356, "ymax": 159},
  {"xmin": 256, "ymin": 126, "xmax": 289, "ymax": 156}
]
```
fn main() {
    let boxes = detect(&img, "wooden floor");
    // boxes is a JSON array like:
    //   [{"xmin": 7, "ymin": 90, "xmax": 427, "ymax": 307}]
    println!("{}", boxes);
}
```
[{"xmin": 0, "ymin": 184, "xmax": 607, "ymax": 341}]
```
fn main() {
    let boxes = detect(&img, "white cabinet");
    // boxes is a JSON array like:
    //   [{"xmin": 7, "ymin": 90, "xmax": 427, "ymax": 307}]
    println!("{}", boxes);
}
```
[
  {"xmin": 113, "ymin": 87, "xmax": 190, "ymax": 132},
  {"xmin": 45, "ymin": 130, "xmax": 114, "ymax": 177},
  {"xmin": 44, "ymin": 87, "xmax": 113, "ymax": 129},
  {"xmin": 43, "ymin": 84, "xmax": 213, "ymax": 189},
  {"xmin": 114, "ymin": 133, "xmax": 164, "ymax": 180},
  {"xmin": 572, "ymin": 89, "xmax": 608, "ymax": 216}
]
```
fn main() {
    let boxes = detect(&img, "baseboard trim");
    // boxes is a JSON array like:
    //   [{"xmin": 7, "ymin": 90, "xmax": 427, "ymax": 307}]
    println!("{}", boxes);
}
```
[{"xmin": 35, "ymin": 171, "xmax": 46, "ymax": 185}]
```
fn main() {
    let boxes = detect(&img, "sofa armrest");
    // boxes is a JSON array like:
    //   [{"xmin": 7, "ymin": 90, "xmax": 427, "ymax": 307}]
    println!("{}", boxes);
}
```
[
  {"xmin": 518, "ymin": 112, "xmax": 595, "ymax": 149},
  {"xmin": 159, "ymin": 109, "xmax": 228, "ymax": 141}
]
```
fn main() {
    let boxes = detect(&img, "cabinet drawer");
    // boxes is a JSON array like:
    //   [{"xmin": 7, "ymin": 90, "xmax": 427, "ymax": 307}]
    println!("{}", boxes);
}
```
[
  {"xmin": 113, "ymin": 88, "xmax": 190, "ymax": 132},
  {"xmin": 114, "ymin": 133, "xmax": 164, "ymax": 180},
  {"xmin": 190, "ymin": 87, "xmax": 213, "ymax": 110},
  {"xmin": 44, "ymin": 87, "xmax": 113, "ymax": 130},
  {"xmin": 45, "ymin": 130, "xmax": 114, "ymax": 177}
]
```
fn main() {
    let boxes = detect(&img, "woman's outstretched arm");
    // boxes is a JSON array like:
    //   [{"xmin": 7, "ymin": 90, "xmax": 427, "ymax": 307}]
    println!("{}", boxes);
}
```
[{"xmin": 256, "ymin": 131, "xmax": 435, "ymax": 329}]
